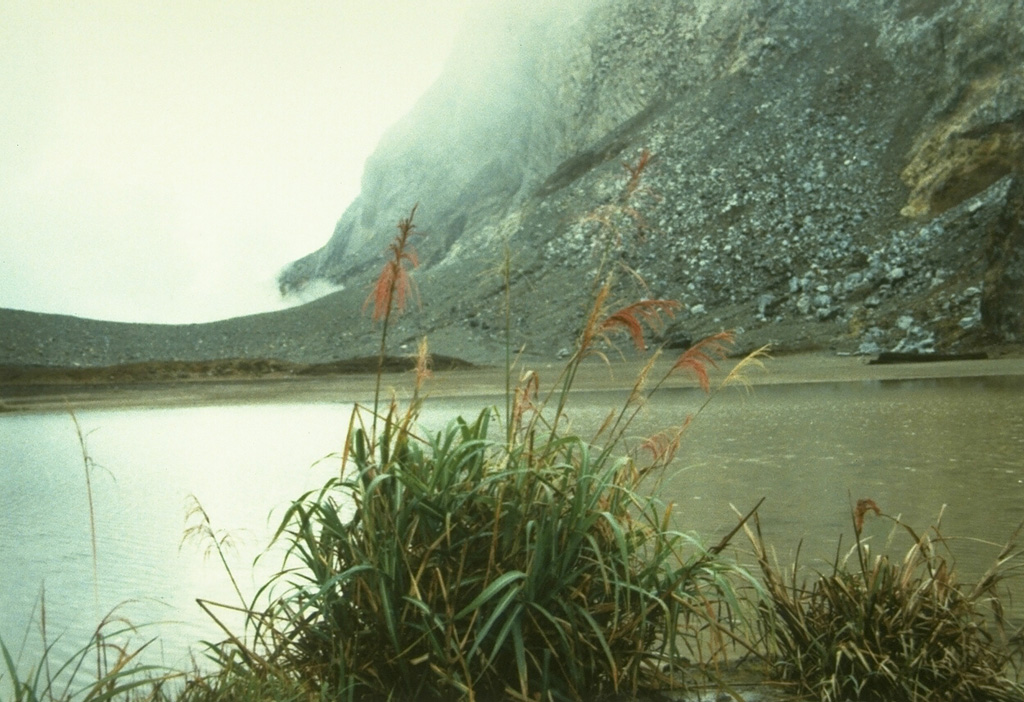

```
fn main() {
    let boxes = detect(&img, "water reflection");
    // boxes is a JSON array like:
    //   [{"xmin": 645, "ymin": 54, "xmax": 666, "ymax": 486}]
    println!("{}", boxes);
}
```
[{"xmin": 0, "ymin": 404, "xmax": 351, "ymax": 670}]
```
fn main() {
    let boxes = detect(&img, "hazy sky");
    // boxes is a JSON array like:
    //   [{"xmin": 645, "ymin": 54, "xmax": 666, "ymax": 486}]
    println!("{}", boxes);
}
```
[{"xmin": 0, "ymin": 1, "xmax": 471, "ymax": 323}]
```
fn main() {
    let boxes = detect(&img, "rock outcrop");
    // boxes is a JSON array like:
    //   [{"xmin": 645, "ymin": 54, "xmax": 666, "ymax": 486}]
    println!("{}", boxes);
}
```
[{"xmin": 982, "ymin": 176, "xmax": 1024, "ymax": 342}]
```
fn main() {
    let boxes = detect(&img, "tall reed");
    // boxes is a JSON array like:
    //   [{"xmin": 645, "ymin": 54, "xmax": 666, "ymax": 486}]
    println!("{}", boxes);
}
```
[
  {"xmin": 69, "ymin": 410, "xmax": 101, "ymax": 613},
  {"xmin": 364, "ymin": 203, "xmax": 421, "ymax": 444}
]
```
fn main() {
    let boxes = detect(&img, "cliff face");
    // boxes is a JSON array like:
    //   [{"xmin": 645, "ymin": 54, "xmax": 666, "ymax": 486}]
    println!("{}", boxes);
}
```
[{"xmin": 279, "ymin": 0, "xmax": 1024, "ymax": 357}]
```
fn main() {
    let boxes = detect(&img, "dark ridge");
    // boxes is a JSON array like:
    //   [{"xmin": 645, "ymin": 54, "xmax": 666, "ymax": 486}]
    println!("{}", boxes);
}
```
[{"xmin": 0, "ymin": 355, "xmax": 477, "ymax": 386}]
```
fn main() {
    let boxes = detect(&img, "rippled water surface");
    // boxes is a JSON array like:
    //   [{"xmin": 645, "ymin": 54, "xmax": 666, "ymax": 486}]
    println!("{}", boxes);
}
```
[
  {"xmin": 2, "ymin": 375, "xmax": 1023, "ymax": 673},
  {"xmin": 643, "ymin": 376, "xmax": 1024, "ymax": 573}
]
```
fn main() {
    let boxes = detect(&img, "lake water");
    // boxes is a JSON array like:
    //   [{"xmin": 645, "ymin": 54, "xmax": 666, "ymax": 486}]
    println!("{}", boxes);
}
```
[{"xmin": 2, "ymin": 375, "xmax": 1023, "ymax": 678}]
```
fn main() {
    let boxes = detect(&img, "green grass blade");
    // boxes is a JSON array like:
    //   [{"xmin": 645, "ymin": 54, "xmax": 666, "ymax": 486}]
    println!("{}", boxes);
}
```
[
  {"xmin": 467, "ymin": 585, "xmax": 523, "ymax": 661},
  {"xmin": 455, "ymin": 571, "xmax": 527, "ymax": 620}
]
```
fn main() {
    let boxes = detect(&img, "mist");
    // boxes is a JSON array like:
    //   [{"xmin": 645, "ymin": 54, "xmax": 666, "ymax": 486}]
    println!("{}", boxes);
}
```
[{"xmin": 0, "ymin": 2, "xmax": 472, "ymax": 324}]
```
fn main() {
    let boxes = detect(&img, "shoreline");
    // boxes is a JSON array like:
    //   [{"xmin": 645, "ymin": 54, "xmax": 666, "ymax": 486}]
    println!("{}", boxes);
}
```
[{"xmin": 3, "ymin": 351, "xmax": 1024, "ymax": 414}]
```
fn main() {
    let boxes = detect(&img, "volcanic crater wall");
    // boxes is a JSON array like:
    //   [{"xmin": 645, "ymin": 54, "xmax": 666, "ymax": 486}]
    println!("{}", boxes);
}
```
[{"xmin": 278, "ymin": 0, "xmax": 1024, "ymax": 357}]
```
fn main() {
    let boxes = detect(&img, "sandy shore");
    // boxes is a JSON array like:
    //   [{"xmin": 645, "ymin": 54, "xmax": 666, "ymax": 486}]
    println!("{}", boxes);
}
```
[{"xmin": 3, "ymin": 351, "xmax": 1023, "ymax": 414}]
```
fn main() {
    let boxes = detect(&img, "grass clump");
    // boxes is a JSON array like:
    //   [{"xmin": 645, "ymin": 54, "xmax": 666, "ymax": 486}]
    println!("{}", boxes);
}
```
[
  {"xmin": 191, "ymin": 154, "xmax": 768, "ymax": 701},
  {"xmin": 249, "ymin": 401, "xmax": 750, "ymax": 701},
  {"xmin": 749, "ymin": 501, "xmax": 1024, "ymax": 701}
]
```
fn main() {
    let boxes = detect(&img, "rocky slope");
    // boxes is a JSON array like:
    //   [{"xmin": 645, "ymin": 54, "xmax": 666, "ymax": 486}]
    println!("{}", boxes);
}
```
[{"xmin": 3, "ymin": 0, "xmax": 1023, "ymax": 369}]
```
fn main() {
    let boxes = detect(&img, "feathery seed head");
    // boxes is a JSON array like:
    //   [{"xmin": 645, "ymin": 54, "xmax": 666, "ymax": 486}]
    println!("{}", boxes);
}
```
[
  {"xmin": 364, "ymin": 205, "xmax": 422, "ymax": 323},
  {"xmin": 670, "ymin": 331, "xmax": 735, "ymax": 392}
]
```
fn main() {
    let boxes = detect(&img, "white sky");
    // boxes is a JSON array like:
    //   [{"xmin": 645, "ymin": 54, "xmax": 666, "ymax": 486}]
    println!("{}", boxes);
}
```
[{"xmin": 0, "ymin": 1, "xmax": 470, "ymax": 323}]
